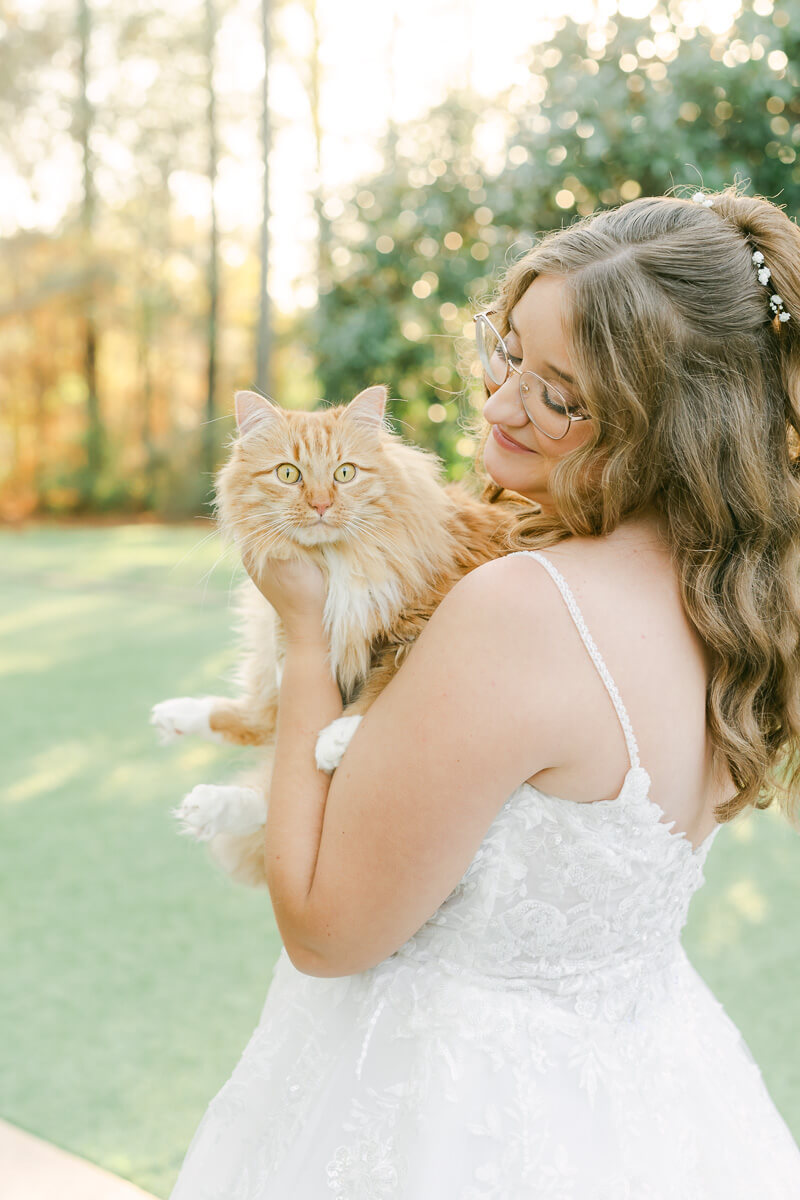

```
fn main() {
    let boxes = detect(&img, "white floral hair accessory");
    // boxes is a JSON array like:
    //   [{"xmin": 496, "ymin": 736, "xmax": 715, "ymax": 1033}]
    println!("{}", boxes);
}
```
[{"xmin": 691, "ymin": 191, "xmax": 791, "ymax": 324}]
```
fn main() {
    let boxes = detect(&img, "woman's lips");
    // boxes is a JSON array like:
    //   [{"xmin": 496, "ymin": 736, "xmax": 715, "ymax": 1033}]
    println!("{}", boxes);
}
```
[{"xmin": 492, "ymin": 425, "xmax": 535, "ymax": 453}]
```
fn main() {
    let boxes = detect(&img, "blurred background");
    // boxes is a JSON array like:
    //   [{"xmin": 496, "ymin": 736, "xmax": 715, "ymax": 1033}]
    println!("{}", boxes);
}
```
[{"xmin": 2, "ymin": 0, "xmax": 800, "ymax": 1195}]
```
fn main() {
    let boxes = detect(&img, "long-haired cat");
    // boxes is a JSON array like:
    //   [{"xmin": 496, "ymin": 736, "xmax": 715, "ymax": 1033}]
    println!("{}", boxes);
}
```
[{"xmin": 151, "ymin": 384, "xmax": 524, "ymax": 887}]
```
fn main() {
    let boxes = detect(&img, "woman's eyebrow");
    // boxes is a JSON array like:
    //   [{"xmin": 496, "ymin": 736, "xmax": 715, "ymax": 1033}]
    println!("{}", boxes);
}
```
[{"xmin": 507, "ymin": 309, "xmax": 577, "ymax": 387}]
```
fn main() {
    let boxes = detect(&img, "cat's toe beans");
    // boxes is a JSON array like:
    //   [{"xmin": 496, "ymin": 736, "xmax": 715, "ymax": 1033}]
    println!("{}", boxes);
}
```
[{"xmin": 172, "ymin": 784, "xmax": 225, "ymax": 841}]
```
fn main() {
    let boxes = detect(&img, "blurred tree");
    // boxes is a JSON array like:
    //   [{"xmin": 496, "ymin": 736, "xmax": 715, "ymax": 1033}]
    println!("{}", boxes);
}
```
[
  {"xmin": 203, "ymin": 0, "xmax": 221, "ymax": 500},
  {"xmin": 256, "ymin": 0, "xmax": 273, "ymax": 397},
  {"xmin": 76, "ymin": 0, "xmax": 103, "ymax": 496},
  {"xmin": 306, "ymin": 0, "xmax": 332, "ymax": 300},
  {"xmin": 0, "ymin": 3, "xmax": 72, "ymax": 510},
  {"xmin": 3, "ymin": 0, "xmax": 800, "ymax": 518},
  {"xmin": 301, "ymin": 92, "xmax": 527, "ymax": 474}
]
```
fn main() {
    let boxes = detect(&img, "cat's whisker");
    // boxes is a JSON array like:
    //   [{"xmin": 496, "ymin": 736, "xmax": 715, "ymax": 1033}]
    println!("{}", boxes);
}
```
[
  {"xmin": 198, "ymin": 414, "xmax": 236, "ymax": 426},
  {"xmin": 251, "ymin": 521, "xmax": 301, "ymax": 552},
  {"xmin": 342, "ymin": 517, "xmax": 399, "ymax": 557},
  {"xmin": 168, "ymin": 525, "xmax": 226, "ymax": 576},
  {"xmin": 215, "ymin": 514, "xmax": 268, "ymax": 549},
  {"xmin": 236, "ymin": 524, "xmax": 295, "ymax": 566},
  {"xmin": 196, "ymin": 538, "xmax": 238, "ymax": 582},
  {"xmin": 235, "ymin": 513, "xmax": 292, "ymax": 542},
  {"xmin": 227, "ymin": 558, "xmax": 249, "ymax": 609},
  {"xmin": 197, "ymin": 541, "xmax": 239, "ymax": 600},
  {"xmin": 234, "ymin": 531, "xmax": 275, "ymax": 565}
]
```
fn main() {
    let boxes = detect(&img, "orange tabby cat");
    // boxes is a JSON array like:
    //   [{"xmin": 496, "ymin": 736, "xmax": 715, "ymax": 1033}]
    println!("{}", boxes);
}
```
[{"xmin": 152, "ymin": 384, "xmax": 523, "ymax": 887}]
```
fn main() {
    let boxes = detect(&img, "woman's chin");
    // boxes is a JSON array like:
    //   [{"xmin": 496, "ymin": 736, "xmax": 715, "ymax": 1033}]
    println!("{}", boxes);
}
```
[{"xmin": 483, "ymin": 443, "xmax": 539, "ymax": 496}]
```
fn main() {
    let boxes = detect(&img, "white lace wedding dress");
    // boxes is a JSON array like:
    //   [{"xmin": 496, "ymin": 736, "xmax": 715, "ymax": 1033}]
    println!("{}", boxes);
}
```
[{"xmin": 169, "ymin": 550, "xmax": 800, "ymax": 1199}]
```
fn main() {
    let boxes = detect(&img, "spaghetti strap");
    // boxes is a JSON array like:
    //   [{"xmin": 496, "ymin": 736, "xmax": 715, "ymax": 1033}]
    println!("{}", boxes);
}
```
[{"xmin": 507, "ymin": 550, "xmax": 642, "ymax": 771}]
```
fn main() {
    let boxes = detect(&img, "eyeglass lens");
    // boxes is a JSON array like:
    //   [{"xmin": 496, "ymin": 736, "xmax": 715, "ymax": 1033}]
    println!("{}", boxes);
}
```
[
  {"xmin": 475, "ymin": 317, "xmax": 506, "ymax": 386},
  {"xmin": 475, "ymin": 314, "xmax": 572, "ymax": 438}
]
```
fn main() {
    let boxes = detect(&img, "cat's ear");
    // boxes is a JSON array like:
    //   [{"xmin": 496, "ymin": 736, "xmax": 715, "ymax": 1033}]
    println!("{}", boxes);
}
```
[
  {"xmin": 234, "ymin": 390, "xmax": 282, "ymax": 437},
  {"xmin": 346, "ymin": 384, "xmax": 388, "ymax": 432}
]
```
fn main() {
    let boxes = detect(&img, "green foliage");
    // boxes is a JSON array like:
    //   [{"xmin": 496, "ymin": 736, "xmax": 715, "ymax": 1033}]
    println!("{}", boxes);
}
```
[{"xmin": 299, "ymin": 0, "xmax": 800, "ymax": 478}]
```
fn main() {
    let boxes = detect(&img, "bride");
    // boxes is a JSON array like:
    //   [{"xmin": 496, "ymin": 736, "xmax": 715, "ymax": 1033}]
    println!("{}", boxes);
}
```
[{"xmin": 168, "ymin": 186, "xmax": 800, "ymax": 1197}]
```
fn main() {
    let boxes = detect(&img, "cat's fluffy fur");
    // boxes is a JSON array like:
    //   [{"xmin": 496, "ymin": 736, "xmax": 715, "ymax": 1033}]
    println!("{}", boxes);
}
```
[{"xmin": 153, "ymin": 384, "xmax": 523, "ymax": 887}]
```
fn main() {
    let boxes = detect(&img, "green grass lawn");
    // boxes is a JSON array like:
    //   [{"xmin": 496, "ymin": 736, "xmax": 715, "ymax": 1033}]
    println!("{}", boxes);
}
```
[{"xmin": 2, "ymin": 522, "xmax": 800, "ymax": 1196}]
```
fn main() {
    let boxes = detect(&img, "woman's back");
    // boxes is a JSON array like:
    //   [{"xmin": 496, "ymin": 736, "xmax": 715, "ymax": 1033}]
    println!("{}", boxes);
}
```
[
  {"xmin": 382, "ymin": 540, "xmax": 723, "ymax": 1021},
  {"xmin": 522, "ymin": 517, "xmax": 734, "ymax": 851}
]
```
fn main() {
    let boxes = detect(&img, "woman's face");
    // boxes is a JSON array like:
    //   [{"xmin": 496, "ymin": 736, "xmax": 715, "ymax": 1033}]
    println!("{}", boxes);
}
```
[{"xmin": 481, "ymin": 274, "xmax": 594, "ymax": 512}]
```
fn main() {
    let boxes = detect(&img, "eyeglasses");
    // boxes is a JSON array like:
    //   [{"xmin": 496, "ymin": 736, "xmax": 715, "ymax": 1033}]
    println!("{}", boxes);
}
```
[{"xmin": 473, "ymin": 310, "xmax": 590, "ymax": 441}]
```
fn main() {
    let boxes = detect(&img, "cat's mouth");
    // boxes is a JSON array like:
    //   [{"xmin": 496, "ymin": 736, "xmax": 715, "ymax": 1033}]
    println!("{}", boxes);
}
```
[{"xmin": 293, "ymin": 520, "xmax": 344, "ymax": 546}]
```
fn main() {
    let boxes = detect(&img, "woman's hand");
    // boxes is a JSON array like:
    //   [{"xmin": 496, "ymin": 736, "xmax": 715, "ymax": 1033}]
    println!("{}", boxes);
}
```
[{"xmin": 241, "ymin": 547, "xmax": 327, "ymax": 644}]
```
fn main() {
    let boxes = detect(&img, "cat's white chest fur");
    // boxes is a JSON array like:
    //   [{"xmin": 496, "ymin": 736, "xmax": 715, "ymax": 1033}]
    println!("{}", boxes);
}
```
[{"xmin": 322, "ymin": 551, "xmax": 403, "ymax": 694}]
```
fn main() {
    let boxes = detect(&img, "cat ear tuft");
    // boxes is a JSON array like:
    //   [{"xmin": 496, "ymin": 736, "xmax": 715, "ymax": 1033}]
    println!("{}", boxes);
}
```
[
  {"xmin": 346, "ymin": 384, "xmax": 389, "ymax": 431},
  {"xmin": 234, "ymin": 390, "xmax": 282, "ymax": 437}
]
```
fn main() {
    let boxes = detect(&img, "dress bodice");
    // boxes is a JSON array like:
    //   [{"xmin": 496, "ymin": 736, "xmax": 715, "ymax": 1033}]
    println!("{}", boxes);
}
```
[{"xmin": 389, "ymin": 550, "xmax": 721, "ymax": 1023}]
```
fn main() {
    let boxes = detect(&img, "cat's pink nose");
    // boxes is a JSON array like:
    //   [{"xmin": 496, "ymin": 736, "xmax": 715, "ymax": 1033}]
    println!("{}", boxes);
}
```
[{"xmin": 311, "ymin": 501, "xmax": 330, "ymax": 516}]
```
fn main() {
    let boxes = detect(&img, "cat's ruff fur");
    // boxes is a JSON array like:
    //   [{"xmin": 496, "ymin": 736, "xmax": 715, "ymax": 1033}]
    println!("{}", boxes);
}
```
[{"xmin": 153, "ymin": 384, "xmax": 524, "ymax": 887}]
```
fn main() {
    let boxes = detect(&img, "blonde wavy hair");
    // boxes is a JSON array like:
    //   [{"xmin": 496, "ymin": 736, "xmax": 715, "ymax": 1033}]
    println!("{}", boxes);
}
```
[{"xmin": 466, "ymin": 184, "xmax": 800, "ymax": 826}]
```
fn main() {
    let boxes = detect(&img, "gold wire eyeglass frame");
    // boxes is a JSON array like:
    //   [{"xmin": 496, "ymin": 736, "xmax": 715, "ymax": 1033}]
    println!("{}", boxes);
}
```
[{"xmin": 473, "ymin": 310, "xmax": 590, "ymax": 441}]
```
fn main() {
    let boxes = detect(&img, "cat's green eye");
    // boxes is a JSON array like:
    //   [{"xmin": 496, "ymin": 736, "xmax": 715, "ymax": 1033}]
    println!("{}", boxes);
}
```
[
  {"xmin": 276, "ymin": 463, "xmax": 301, "ymax": 483},
  {"xmin": 333, "ymin": 463, "xmax": 357, "ymax": 483}
]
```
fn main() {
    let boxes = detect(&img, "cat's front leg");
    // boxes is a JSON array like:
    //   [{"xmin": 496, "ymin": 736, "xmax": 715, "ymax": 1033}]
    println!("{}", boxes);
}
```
[
  {"xmin": 150, "ymin": 694, "xmax": 278, "ymax": 747},
  {"xmin": 150, "ymin": 696, "xmax": 229, "ymax": 745}
]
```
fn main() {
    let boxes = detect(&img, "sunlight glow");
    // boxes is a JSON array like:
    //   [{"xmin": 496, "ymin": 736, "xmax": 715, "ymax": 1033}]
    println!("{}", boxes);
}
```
[{"xmin": 2, "ymin": 0, "xmax": 752, "ymax": 311}]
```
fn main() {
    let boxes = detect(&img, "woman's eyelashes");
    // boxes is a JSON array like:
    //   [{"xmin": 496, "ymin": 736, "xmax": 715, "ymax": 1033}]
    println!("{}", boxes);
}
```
[{"xmin": 498, "ymin": 342, "xmax": 523, "ymax": 367}]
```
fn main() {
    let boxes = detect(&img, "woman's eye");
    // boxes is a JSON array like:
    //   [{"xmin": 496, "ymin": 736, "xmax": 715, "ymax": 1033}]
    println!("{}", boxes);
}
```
[
  {"xmin": 542, "ymin": 387, "xmax": 586, "ymax": 419},
  {"xmin": 497, "ymin": 343, "xmax": 522, "ymax": 366},
  {"xmin": 276, "ymin": 463, "xmax": 301, "ymax": 483},
  {"xmin": 542, "ymin": 387, "xmax": 568, "ymax": 416},
  {"xmin": 333, "ymin": 462, "xmax": 357, "ymax": 483}
]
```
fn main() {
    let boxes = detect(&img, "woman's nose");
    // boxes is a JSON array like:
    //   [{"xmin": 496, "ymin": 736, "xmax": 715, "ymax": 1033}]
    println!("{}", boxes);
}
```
[{"xmin": 483, "ymin": 371, "xmax": 524, "ymax": 423}]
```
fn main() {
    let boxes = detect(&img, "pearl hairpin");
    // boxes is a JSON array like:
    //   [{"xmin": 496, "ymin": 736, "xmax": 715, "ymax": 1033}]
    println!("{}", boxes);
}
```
[
  {"xmin": 750, "ymin": 250, "xmax": 791, "ymax": 322},
  {"xmin": 691, "ymin": 191, "xmax": 791, "ymax": 324}
]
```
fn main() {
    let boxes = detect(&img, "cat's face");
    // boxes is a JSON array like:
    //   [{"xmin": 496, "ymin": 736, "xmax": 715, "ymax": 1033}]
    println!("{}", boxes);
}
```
[{"xmin": 217, "ymin": 385, "xmax": 392, "ymax": 552}]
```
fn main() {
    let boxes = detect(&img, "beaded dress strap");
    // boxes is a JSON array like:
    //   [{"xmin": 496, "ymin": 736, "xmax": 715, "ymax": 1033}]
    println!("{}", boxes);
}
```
[{"xmin": 508, "ymin": 550, "xmax": 641, "ymax": 771}]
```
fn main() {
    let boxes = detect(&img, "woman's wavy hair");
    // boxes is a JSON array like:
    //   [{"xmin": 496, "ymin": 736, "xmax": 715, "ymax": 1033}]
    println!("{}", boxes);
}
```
[{"xmin": 466, "ymin": 184, "xmax": 800, "ymax": 826}]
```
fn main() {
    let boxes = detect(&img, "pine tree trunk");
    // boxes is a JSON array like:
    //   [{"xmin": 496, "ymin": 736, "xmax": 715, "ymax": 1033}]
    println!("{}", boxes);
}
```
[
  {"xmin": 256, "ymin": 0, "xmax": 272, "ymax": 396},
  {"xmin": 308, "ymin": 0, "xmax": 331, "ymax": 295},
  {"xmin": 77, "ymin": 0, "xmax": 101, "ymax": 496},
  {"xmin": 203, "ymin": 0, "xmax": 220, "ymax": 495}
]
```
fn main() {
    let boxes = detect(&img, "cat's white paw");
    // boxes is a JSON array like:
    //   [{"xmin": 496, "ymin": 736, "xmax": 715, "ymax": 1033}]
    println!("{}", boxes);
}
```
[
  {"xmin": 172, "ymin": 784, "xmax": 266, "ymax": 841},
  {"xmin": 315, "ymin": 714, "xmax": 364, "ymax": 773},
  {"xmin": 150, "ymin": 697, "xmax": 227, "ymax": 746}
]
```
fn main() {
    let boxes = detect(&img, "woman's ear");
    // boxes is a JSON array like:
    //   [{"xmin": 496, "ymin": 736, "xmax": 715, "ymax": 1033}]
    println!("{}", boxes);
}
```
[
  {"xmin": 234, "ymin": 390, "xmax": 283, "ymax": 437},
  {"xmin": 345, "ymin": 384, "xmax": 388, "ymax": 431}
]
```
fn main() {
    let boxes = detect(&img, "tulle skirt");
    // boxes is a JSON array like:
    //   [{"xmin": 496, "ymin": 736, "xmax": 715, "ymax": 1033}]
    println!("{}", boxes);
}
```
[{"xmin": 170, "ymin": 943, "xmax": 800, "ymax": 1199}]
